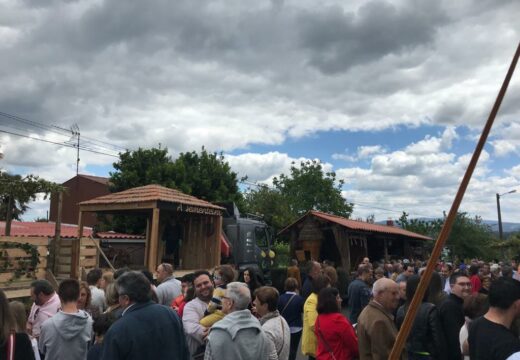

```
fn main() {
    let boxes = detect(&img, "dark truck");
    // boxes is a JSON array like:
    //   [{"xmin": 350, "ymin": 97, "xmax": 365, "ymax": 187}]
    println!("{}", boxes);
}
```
[{"xmin": 217, "ymin": 202, "xmax": 275, "ymax": 281}]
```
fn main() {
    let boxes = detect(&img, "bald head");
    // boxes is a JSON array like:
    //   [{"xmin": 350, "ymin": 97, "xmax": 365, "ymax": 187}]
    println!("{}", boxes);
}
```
[{"xmin": 373, "ymin": 278, "xmax": 400, "ymax": 312}]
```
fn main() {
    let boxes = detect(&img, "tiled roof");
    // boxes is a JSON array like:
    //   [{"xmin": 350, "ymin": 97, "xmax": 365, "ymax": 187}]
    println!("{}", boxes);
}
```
[
  {"xmin": 79, "ymin": 184, "xmax": 225, "ymax": 210},
  {"xmin": 0, "ymin": 221, "xmax": 92, "ymax": 238},
  {"xmin": 96, "ymin": 231, "xmax": 145, "ymax": 239},
  {"xmin": 279, "ymin": 210, "xmax": 432, "ymax": 241},
  {"xmin": 0, "ymin": 221, "xmax": 144, "ymax": 239}
]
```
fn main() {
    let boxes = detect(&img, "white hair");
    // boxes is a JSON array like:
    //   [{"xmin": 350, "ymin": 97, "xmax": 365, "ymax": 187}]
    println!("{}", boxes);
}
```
[{"xmin": 226, "ymin": 282, "xmax": 251, "ymax": 311}]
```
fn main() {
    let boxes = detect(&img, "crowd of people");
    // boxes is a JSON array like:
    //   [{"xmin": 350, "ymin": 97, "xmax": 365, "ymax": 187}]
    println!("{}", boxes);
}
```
[{"xmin": 2, "ymin": 257, "xmax": 520, "ymax": 359}]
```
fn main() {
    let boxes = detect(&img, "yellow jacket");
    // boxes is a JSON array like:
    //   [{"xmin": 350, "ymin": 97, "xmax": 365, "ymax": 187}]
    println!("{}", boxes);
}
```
[{"xmin": 301, "ymin": 293, "xmax": 318, "ymax": 356}]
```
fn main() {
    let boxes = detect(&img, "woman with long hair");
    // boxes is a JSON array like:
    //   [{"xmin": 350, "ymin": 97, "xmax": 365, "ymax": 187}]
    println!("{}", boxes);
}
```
[
  {"xmin": 315, "ymin": 287, "xmax": 358, "ymax": 360},
  {"xmin": 242, "ymin": 267, "xmax": 263, "ymax": 296},
  {"xmin": 396, "ymin": 275, "xmax": 446, "ymax": 359},
  {"xmin": 0, "ymin": 289, "xmax": 35, "ymax": 359}
]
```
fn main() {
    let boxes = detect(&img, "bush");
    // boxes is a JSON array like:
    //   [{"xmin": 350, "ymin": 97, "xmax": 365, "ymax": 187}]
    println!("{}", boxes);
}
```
[{"xmin": 272, "ymin": 241, "xmax": 290, "ymax": 269}]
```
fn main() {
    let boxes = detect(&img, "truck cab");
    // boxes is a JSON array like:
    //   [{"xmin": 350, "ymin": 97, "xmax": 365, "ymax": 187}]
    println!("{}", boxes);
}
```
[{"xmin": 217, "ymin": 202, "xmax": 274, "ymax": 279}]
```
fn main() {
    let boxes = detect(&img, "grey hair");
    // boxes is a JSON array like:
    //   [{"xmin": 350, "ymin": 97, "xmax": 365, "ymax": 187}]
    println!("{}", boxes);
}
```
[{"xmin": 226, "ymin": 282, "xmax": 251, "ymax": 311}]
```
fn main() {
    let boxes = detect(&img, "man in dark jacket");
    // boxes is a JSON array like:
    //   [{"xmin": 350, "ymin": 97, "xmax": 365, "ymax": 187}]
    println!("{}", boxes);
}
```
[
  {"xmin": 438, "ymin": 273, "xmax": 471, "ymax": 360},
  {"xmin": 101, "ymin": 271, "xmax": 189, "ymax": 360},
  {"xmin": 347, "ymin": 265, "xmax": 372, "ymax": 324},
  {"xmin": 301, "ymin": 261, "xmax": 321, "ymax": 299}
]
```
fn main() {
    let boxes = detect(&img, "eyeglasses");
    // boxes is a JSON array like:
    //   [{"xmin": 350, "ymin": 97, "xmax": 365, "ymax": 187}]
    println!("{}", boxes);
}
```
[{"xmin": 213, "ymin": 275, "xmax": 222, "ymax": 281}]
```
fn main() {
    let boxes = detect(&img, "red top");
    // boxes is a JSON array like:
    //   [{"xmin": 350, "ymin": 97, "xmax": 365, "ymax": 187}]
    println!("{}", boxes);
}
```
[
  {"xmin": 315, "ymin": 313, "xmax": 359, "ymax": 360},
  {"xmin": 471, "ymin": 274, "xmax": 481, "ymax": 294}
]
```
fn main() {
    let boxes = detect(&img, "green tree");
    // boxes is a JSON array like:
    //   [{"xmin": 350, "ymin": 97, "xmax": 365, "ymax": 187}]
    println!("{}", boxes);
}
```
[
  {"xmin": 173, "ymin": 149, "xmax": 242, "ymax": 203},
  {"xmin": 397, "ymin": 212, "xmax": 442, "ymax": 237},
  {"xmin": 108, "ymin": 147, "xmax": 242, "ymax": 234},
  {"xmin": 273, "ymin": 160, "xmax": 353, "ymax": 218},
  {"xmin": 110, "ymin": 147, "xmax": 177, "ymax": 192},
  {"xmin": 242, "ymin": 185, "xmax": 293, "ymax": 233},
  {"xmin": 0, "ymin": 173, "xmax": 63, "ymax": 235},
  {"xmin": 244, "ymin": 160, "xmax": 353, "ymax": 233},
  {"xmin": 397, "ymin": 211, "xmax": 494, "ymax": 260}
]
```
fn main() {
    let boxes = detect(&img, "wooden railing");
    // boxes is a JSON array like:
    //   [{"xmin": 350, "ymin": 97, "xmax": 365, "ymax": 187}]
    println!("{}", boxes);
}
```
[{"xmin": 0, "ymin": 236, "xmax": 48, "ymax": 299}]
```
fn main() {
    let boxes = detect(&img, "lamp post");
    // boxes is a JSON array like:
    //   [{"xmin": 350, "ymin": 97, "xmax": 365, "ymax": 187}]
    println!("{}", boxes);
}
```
[{"xmin": 497, "ymin": 190, "xmax": 517, "ymax": 240}]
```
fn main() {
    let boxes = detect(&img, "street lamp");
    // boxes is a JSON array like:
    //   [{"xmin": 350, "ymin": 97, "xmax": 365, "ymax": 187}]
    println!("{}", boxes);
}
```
[{"xmin": 497, "ymin": 190, "xmax": 517, "ymax": 240}]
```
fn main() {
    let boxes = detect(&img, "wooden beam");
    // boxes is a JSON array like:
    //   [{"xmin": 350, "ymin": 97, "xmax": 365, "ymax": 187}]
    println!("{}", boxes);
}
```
[
  {"xmin": 390, "ymin": 42, "xmax": 520, "ymax": 359},
  {"xmin": 147, "ymin": 208, "xmax": 160, "ymax": 274},
  {"xmin": 72, "ymin": 211, "xmax": 83, "ymax": 279},
  {"xmin": 79, "ymin": 201, "xmax": 157, "ymax": 213},
  {"xmin": 49, "ymin": 191, "xmax": 63, "ymax": 273},
  {"xmin": 214, "ymin": 216, "xmax": 222, "ymax": 268}
]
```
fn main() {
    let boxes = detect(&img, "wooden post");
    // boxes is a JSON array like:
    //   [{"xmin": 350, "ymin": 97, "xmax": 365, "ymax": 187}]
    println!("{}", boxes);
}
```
[
  {"xmin": 50, "ymin": 191, "xmax": 63, "ymax": 272},
  {"xmin": 144, "ymin": 217, "xmax": 150, "ymax": 268},
  {"xmin": 389, "ymin": 42, "xmax": 520, "ymax": 360},
  {"xmin": 215, "ymin": 215, "xmax": 222, "ymax": 267},
  {"xmin": 384, "ymin": 238, "xmax": 389, "ymax": 261},
  {"xmin": 5, "ymin": 195, "xmax": 13, "ymax": 236},
  {"xmin": 147, "ymin": 208, "xmax": 160, "ymax": 274},
  {"xmin": 72, "ymin": 210, "xmax": 83, "ymax": 279}
]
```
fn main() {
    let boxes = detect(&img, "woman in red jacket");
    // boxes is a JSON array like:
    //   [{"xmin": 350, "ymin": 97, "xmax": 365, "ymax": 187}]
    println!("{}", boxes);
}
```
[{"xmin": 315, "ymin": 287, "xmax": 359, "ymax": 360}]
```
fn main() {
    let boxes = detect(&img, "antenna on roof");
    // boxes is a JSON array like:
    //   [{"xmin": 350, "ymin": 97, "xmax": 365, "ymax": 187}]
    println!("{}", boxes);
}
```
[{"xmin": 69, "ymin": 124, "xmax": 80, "ymax": 175}]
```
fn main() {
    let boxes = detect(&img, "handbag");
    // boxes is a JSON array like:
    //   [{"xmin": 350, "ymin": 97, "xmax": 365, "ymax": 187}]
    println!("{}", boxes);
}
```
[
  {"xmin": 6, "ymin": 331, "xmax": 15, "ymax": 360},
  {"xmin": 316, "ymin": 318, "xmax": 337, "ymax": 360}
]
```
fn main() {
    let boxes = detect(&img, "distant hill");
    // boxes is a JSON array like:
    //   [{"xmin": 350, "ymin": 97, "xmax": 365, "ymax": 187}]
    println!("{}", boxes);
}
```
[{"xmin": 376, "ymin": 218, "xmax": 520, "ymax": 234}]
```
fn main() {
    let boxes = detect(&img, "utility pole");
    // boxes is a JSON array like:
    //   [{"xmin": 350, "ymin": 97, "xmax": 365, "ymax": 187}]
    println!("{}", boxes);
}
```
[
  {"xmin": 497, "ymin": 193, "xmax": 503, "ymax": 240},
  {"xmin": 497, "ymin": 189, "xmax": 516, "ymax": 240}
]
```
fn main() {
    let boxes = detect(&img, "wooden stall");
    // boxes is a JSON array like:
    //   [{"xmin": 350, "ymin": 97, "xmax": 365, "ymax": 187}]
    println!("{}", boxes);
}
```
[
  {"xmin": 0, "ymin": 236, "xmax": 48, "ymax": 298},
  {"xmin": 78, "ymin": 185, "xmax": 224, "ymax": 275},
  {"xmin": 280, "ymin": 210, "xmax": 431, "ymax": 271}
]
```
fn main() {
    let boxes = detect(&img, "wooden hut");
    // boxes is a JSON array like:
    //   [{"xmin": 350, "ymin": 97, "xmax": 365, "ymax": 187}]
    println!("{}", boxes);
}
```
[
  {"xmin": 78, "ymin": 185, "xmax": 224, "ymax": 276},
  {"xmin": 279, "ymin": 211, "xmax": 432, "ymax": 271}
]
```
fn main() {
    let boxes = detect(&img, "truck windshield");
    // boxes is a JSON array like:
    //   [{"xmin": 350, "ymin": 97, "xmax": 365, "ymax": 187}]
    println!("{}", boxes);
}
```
[{"xmin": 255, "ymin": 226, "xmax": 268, "ymax": 248}]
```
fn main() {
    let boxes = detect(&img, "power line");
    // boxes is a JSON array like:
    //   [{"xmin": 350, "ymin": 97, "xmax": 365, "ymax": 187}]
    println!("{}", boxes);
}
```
[
  {"xmin": 0, "ymin": 129, "xmax": 119, "ymax": 157},
  {"xmin": 0, "ymin": 111, "xmax": 127, "ymax": 153}
]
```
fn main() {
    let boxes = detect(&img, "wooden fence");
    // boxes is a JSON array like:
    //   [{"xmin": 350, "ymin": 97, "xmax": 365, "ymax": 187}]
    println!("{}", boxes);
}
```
[
  {"xmin": 55, "ymin": 237, "xmax": 99, "ymax": 280},
  {"xmin": 0, "ymin": 237, "xmax": 48, "ymax": 299}
]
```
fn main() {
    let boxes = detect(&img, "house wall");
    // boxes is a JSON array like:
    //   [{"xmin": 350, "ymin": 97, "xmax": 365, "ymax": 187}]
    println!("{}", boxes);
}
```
[{"xmin": 49, "ymin": 176, "xmax": 110, "ymax": 227}]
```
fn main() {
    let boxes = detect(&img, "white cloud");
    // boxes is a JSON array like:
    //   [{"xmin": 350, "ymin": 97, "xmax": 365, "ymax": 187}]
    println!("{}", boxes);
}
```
[
  {"xmin": 226, "ymin": 151, "xmax": 333, "ymax": 184},
  {"xmin": 332, "ymin": 145, "xmax": 386, "ymax": 162}
]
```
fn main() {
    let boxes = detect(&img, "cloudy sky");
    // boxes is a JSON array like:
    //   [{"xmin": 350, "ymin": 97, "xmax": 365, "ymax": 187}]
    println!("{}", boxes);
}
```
[{"xmin": 1, "ymin": 0, "xmax": 520, "ymax": 224}]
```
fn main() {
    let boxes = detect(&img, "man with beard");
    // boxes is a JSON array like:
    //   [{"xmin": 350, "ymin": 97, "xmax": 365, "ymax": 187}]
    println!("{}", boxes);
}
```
[
  {"xmin": 439, "ymin": 273, "xmax": 472, "ymax": 360},
  {"xmin": 183, "ymin": 270, "xmax": 215, "ymax": 357},
  {"xmin": 27, "ymin": 280, "xmax": 61, "ymax": 340}
]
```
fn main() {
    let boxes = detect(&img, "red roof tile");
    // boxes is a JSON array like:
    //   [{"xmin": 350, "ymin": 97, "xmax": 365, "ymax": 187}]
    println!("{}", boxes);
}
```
[
  {"xmin": 0, "ymin": 222, "xmax": 144, "ymax": 239},
  {"xmin": 79, "ymin": 184, "xmax": 224, "ymax": 211},
  {"xmin": 279, "ymin": 210, "xmax": 432, "ymax": 241},
  {"xmin": 0, "ymin": 221, "xmax": 92, "ymax": 238}
]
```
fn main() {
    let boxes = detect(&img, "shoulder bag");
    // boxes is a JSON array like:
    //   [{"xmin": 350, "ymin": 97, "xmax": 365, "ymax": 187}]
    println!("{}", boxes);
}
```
[{"xmin": 316, "ymin": 317, "xmax": 337, "ymax": 360}]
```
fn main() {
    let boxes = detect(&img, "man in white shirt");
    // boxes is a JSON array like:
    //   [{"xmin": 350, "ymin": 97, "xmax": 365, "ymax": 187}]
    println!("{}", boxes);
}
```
[
  {"xmin": 87, "ymin": 268, "xmax": 106, "ymax": 313},
  {"xmin": 182, "ymin": 270, "xmax": 214, "ymax": 357}
]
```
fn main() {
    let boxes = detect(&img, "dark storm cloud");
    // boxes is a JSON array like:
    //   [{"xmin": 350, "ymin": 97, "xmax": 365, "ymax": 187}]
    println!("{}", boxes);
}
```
[{"xmin": 297, "ymin": 1, "xmax": 448, "ymax": 74}]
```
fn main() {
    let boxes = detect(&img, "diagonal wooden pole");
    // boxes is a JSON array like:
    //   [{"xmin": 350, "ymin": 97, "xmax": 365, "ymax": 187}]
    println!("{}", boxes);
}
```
[{"xmin": 389, "ymin": 42, "xmax": 520, "ymax": 360}]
